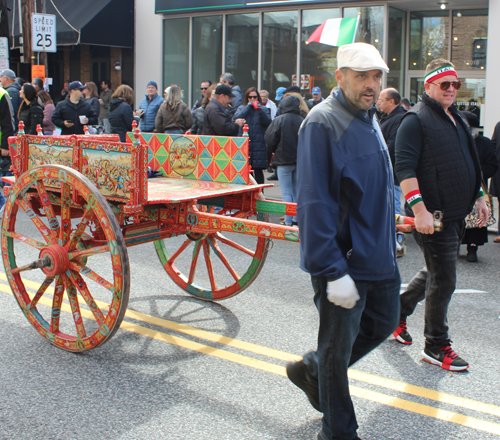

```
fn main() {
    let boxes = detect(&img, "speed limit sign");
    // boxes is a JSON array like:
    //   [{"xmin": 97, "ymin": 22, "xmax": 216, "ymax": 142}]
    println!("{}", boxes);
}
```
[{"xmin": 32, "ymin": 13, "xmax": 57, "ymax": 53}]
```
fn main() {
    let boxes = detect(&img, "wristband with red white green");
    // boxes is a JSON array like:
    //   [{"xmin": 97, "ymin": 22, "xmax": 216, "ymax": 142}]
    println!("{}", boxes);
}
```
[
  {"xmin": 478, "ymin": 188, "xmax": 485, "ymax": 197},
  {"xmin": 406, "ymin": 190, "xmax": 423, "ymax": 208}
]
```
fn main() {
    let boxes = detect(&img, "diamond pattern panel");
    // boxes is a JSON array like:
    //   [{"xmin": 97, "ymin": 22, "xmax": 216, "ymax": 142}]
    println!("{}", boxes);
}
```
[{"xmin": 145, "ymin": 134, "xmax": 250, "ymax": 183}]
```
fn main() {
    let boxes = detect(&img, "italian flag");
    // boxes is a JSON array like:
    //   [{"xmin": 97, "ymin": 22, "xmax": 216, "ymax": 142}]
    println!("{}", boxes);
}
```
[{"xmin": 306, "ymin": 17, "xmax": 359, "ymax": 47}]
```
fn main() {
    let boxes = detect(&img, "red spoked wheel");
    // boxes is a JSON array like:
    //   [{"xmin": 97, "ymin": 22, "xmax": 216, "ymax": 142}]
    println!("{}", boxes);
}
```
[
  {"xmin": 155, "ymin": 199, "xmax": 271, "ymax": 301},
  {"xmin": 1, "ymin": 165, "xmax": 130, "ymax": 352}
]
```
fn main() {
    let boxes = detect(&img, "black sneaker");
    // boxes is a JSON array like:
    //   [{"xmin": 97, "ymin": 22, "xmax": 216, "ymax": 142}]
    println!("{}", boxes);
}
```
[
  {"xmin": 393, "ymin": 320, "xmax": 412, "ymax": 345},
  {"xmin": 286, "ymin": 359, "xmax": 321, "ymax": 412},
  {"xmin": 267, "ymin": 173, "xmax": 278, "ymax": 181},
  {"xmin": 422, "ymin": 343, "xmax": 469, "ymax": 371}
]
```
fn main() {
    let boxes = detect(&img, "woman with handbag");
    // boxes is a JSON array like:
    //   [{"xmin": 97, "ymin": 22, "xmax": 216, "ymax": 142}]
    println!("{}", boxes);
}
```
[
  {"xmin": 461, "ymin": 112, "xmax": 499, "ymax": 261},
  {"xmin": 155, "ymin": 85, "xmax": 192, "ymax": 134}
]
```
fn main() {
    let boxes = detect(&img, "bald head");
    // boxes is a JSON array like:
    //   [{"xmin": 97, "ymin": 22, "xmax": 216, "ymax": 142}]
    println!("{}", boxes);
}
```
[{"xmin": 377, "ymin": 88, "xmax": 401, "ymax": 115}]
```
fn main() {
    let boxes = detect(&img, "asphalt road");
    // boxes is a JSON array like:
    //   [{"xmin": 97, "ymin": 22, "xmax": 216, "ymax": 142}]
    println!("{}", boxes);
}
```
[{"xmin": 1, "ymin": 190, "xmax": 500, "ymax": 440}]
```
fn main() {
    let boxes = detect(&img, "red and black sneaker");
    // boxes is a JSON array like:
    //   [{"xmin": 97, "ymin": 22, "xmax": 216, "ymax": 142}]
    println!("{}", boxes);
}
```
[
  {"xmin": 422, "ymin": 343, "xmax": 469, "ymax": 371},
  {"xmin": 393, "ymin": 320, "xmax": 412, "ymax": 345}
]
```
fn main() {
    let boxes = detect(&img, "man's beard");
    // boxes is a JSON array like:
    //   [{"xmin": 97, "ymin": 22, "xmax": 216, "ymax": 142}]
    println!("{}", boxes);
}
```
[{"xmin": 343, "ymin": 88, "xmax": 376, "ymax": 111}]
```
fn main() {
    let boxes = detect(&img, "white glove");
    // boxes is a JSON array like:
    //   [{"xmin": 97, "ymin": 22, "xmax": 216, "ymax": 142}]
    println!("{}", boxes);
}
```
[{"xmin": 326, "ymin": 275, "xmax": 360, "ymax": 309}]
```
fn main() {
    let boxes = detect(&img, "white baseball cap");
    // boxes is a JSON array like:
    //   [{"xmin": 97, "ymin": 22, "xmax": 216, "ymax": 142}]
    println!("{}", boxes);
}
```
[{"xmin": 337, "ymin": 42, "xmax": 389, "ymax": 73}]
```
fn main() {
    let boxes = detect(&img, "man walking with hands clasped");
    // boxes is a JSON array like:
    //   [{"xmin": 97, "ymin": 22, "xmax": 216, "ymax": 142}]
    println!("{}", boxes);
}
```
[{"xmin": 287, "ymin": 43, "xmax": 400, "ymax": 440}]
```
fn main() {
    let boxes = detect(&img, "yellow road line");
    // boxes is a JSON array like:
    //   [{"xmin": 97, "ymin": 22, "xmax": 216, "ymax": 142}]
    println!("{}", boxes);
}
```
[{"xmin": 1, "ymin": 277, "xmax": 500, "ymax": 436}]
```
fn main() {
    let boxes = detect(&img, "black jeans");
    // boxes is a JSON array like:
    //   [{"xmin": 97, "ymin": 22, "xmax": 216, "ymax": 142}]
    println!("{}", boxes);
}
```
[
  {"xmin": 304, "ymin": 268, "xmax": 401, "ymax": 439},
  {"xmin": 399, "ymin": 219, "xmax": 464, "ymax": 345}
]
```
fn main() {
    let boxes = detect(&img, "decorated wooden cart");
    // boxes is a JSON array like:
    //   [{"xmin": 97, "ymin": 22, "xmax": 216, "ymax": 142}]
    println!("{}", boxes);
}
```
[
  {"xmin": 1, "ymin": 123, "xmax": 303, "ymax": 352},
  {"xmin": 1, "ymin": 123, "xmax": 422, "ymax": 353}
]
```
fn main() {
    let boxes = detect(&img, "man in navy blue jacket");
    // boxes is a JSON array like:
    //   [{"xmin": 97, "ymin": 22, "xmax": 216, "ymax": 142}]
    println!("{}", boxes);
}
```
[{"xmin": 286, "ymin": 43, "xmax": 400, "ymax": 440}]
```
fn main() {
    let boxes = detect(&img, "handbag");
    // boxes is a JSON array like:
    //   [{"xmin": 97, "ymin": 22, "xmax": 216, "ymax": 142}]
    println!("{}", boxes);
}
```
[
  {"xmin": 165, "ymin": 104, "xmax": 184, "ymax": 133},
  {"xmin": 465, "ymin": 180, "xmax": 496, "ymax": 228}
]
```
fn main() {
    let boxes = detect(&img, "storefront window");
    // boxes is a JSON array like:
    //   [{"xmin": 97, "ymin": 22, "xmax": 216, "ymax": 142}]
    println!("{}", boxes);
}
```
[
  {"xmin": 452, "ymin": 9, "xmax": 488, "ymax": 71},
  {"xmin": 387, "ymin": 8, "xmax": 406, "ymax": 94},
  {"xmin": 226, "ymin": 13, "xmax": 259, "ymax": 97},
  {"xmin": 301, "ymin": 8, "xmax": 340, "ymax": 100},
  {"xmin": 262, "ymin": 11, "xmax": 298, "ymax": 101},
  {"xmin": 163, "ymin": 18, "xmax": 189, "ymax": 99},
  {"xmin": 409, "ymin": 11, "xmax": 449, "ymax": 70},
  {"xmin": 344, "ymin": 6, "xmax": 384, "ymax": 54},
  {"xmin": 192, "ymin": 16, "xmax": 222, "ymax": 105}
]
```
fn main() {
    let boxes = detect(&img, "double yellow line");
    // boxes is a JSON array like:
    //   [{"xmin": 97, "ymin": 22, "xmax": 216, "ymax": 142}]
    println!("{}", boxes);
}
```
[{"xmin": 1, "ymin": 273, "xmax": 500, "ymax": 436}]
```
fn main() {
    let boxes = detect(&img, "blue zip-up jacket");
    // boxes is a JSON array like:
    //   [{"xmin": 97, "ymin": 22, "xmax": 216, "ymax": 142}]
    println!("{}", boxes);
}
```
[
  {"xmin": 138, "ymin": 94, "xmax": 164, "ymax": 132},
  {"xmin": 297, "ymin": 90, "xmax": 396, "ymax": 282}
]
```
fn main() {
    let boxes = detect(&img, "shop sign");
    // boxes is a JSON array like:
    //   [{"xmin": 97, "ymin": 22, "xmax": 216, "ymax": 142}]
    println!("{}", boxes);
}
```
[
  {"xmin": 156, "ymin": 0, "xmax": 353, "ymax": 14},
  {"xmin": 292, "ymin": 74, "xmax": 311, "ymax": 89}
]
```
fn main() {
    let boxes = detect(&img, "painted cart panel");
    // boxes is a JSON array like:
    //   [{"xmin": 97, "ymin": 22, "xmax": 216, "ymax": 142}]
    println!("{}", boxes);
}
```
[{"xmin": 127, "ymin": 132, "xmax": 251, "ymax": 185}]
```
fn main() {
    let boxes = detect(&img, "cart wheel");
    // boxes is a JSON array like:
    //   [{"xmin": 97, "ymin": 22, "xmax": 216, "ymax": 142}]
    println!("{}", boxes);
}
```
[
  {"xmin": 1, "ymin": 165, "xmax": 130, "ymax": 352},
  {"xmin": 155, "ymin": 181, "xmax": 270, "ymax": 301},
  {"xmin": 155, "ymin": 228, "xmax": 270, "ymax": 301}
]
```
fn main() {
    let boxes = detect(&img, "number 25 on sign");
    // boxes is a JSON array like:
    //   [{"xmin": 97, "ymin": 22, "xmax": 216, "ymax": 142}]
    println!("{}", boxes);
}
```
[{"xmin": 31, "ymin": 13, "xmax": 57, "ymax": 53}]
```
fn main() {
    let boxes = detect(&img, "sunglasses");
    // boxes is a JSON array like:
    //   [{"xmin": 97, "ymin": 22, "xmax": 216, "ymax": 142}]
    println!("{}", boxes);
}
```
[
  {"xmin": 248, "ymin": 95, "xmax": 259, "ymax": 99},
  {"xmin": 429, "ymin": 81, "xmax": 462, "ymax": 91},
  {"xmin": 201, "ymin": 87, "xmax": 208, "ymax": 90}
]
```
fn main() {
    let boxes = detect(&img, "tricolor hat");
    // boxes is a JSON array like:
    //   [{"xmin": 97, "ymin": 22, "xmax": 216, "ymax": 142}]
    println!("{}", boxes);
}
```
[
  {"xmin": 424, "ymin": 65, "xmax": 457, "ymax": 84},
  {"xmin": 337, "ymin": 42, "xmax": 389, "ymax": 73}
]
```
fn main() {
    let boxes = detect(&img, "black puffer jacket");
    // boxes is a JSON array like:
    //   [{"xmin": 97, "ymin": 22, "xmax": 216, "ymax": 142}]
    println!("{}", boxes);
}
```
[
  {"xmin": 265, "ymin": 95, "xmax": 303, "ymax": 166},
  {"xmin": 191, "ymin": 104, "xmax": 205, "ymax": 135},
  {"xmin": 234, "ymin": 103, "xmax": 271, "ymax": 169},
  {"xmin": 18, "ymin": 100, "xmax": 44, "ymax": 135},
  {"xmin": 108, "ymin": 98, "xmax": 138, "ymax": 142}
]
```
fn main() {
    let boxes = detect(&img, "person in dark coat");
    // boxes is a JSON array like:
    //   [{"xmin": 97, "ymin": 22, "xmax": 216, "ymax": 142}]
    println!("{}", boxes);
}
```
[
  {"xmin": 52, "ymin": 81, "xmax": 98, "ymax": 135},
  {"xmin": 18, "ymin": 83, "xmax": 44, "ymax": 135},
  {"xmin": 378, "ymin": 87, "xmax": 407, "ymax": 215},
  {"xmin": 202, "ymin": 84, "xmax": 245, "ymax": 137},
  {"xmin": 490, "ymin": 121, "xmax": 500, "ymax": 243},
  {"xmin": 108, "ymin": 85, "xmax": 139, "ymax": 142},
  {"xmin": 1, "ymin": 68, "xmax": 22, "ymax": 129},
  {"xmin": 233, "ymin": 87, "xmax": 271, "ymax": 184},
  {"xmin": 190, "ymin": 84, "xmax": 216, "ymax": 135},
  {"xmin": 460, "ymin": 111, "xmax": 499, "ymax": 260},
  {"xmin": 265, "ymin": 95, "xmax": 303, "ymax": 225}
]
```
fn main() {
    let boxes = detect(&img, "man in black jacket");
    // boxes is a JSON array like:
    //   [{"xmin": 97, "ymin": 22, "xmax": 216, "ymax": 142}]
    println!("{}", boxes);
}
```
[
  {"xmin": 394, "ymin": 59, "xmax": 488, "ymax": 371},
  {"xmin": 52, "ymin": 81, "xmax": 98, "ymax": 135},
  {"xmin": 202, "ymin": 84, "xmax": 245, "ymax": 136},
  {"xmin": 377, "ymin": 87, "xmax": 406, "ymax": 215}
]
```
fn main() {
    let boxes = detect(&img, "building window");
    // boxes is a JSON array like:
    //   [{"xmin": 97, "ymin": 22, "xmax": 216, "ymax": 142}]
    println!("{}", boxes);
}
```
[
  {"xmin": 192, "ymin": 16, "xmax": 222, "ymax": 104},
  {"xmin": 387, "ymin": 8, "xmax": 406, "ymax": 94},
  {"xmin": 452, "ymin": 9, "xmax": 488, "ymax": 70},
  {"xmin": 262, "ymin": 10, "xmax": 298, "ymax": 101},
  {"xmin": 163, "ymin": 18, "xmax": 189, "ymax": 98},
  {"xmin": 344, "ymin": 6, "xmax": 385, "ymax": 53},
  {"xmin": 226, "ymin": 13, "xmax": 259, "ymax": 97},
  {"xmin": 409, "ymin": 10, "xmax": 449, "ymax": 70},
  {"xmin": 301, "ymin": 8, "xmax": 340, "ymax": 99}
]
